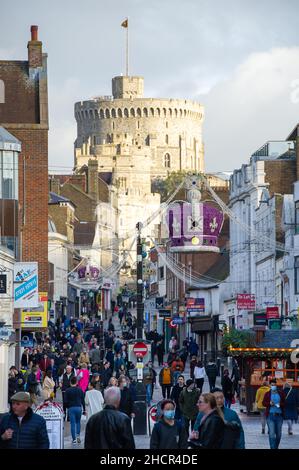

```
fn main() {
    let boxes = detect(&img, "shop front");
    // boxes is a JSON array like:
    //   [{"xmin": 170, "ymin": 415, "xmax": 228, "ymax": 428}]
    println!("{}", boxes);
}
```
[{"xmin": 228, "ymin": 330, "xmax": 299, "ymax": 414}]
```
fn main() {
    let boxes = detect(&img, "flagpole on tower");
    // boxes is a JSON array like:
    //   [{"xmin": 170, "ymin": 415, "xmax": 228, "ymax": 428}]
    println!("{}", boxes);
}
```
[{"xmin": 121, "ymin": 17, "xmax": 129, "ymax": 76}]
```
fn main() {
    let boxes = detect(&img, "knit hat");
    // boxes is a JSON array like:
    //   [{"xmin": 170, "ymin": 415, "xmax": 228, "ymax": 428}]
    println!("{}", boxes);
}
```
[{"xmin": 11, "ymin": 391, "xmax": 31, "ymax": 402}]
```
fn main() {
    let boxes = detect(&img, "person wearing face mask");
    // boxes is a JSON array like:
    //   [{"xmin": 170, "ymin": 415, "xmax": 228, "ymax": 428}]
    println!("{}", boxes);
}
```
[
  {"xmin": 179, "ymin": 379, "xmax": 200, "ymax": 435},
  {"xmin": 262, "ymin": 379, "xmax": 286, "ymax": 449},
  {"xmin": 150, "ymin": 399, "xmax": 188, "ymax": 449},
  {"xmin": 118, "ymin": 375, "xmax": 135, "ymax": 420},
  {"xmin": 283, "ymin": 382, "xmax": 299, "ymax": 436}
]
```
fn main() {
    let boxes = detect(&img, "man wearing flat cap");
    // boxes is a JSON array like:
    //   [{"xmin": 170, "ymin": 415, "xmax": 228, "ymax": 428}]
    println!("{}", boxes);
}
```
[{"xmin": 0, "ymin": 391, "xmax": 49, "ymax": 449}]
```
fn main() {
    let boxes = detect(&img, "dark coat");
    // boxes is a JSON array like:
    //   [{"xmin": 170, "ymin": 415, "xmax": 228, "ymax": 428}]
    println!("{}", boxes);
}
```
[
  {"xmin": 84, "ymin": 405, "xmax": 135, "ymax": 449},
  {"xmin": 119, "ymin": 388, "xmax": 135, "ymax": 417},
  {"xmin": 60, "ymin": 372, "xmax": 75, "ymax": 392},
  {"xmin": 101, "ymin": 368, "xmax": 112, "ymax": 388},
  {"xmin": 262, "ymin": 390, "xmax": 286, "ymax": 417},
  {"xmin": 205, "ymin": 363, "xmax": 218, "ymax": 379},
  {"xmin": 221, "ymin": 375, "xmax": 234, "ymax": 400},
  {"xmin": 26, "ymin": 372, "xmax": 39, "ymax": 394},
  {"xmin": 170, "ymin": 384, "xmax": 185, "ymax": 408},
  {"xmin": 150, "ymin": 419, "xmax": 188, "ymax": 449},
  {"xmin": 195, "ymin": 409, "xmax": 225, "ymax": 449},
  {"xmin": 284, "ymin": 387, "xmax": 299, "ymax": 421},
  {"xmin": 0, "ymin": 407, "xmax": 49, "ymax": 449}
]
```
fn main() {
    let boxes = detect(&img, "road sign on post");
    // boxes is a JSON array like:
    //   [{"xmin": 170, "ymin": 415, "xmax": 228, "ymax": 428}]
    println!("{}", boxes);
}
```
[{"xmin": 133, "ymin": 341, "xmax": 148, "ymax": 357}]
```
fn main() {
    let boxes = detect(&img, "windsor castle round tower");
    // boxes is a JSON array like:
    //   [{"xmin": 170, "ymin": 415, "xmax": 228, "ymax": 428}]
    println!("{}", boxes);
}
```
[{"xmin": 74, "ymin": 75, "xmax": 205, "ymax": 180}]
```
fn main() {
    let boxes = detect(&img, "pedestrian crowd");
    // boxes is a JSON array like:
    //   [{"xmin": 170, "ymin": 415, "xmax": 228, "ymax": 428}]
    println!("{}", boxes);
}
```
[{"xmin": 1, "ymin": 313, "xmax": 298, "ymax": 450}]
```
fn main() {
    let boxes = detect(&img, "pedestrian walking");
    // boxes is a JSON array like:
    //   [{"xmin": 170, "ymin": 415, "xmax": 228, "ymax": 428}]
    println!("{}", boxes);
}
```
[
  {"xmin": 189, "ymin": 393, "xmax": 225, "ymax": 449},
  {"xmin": 85, "ymin": 382, "xmax": 104, "ymax": 421},
  {"xmin": 159, "ymin": 363, "xmax": 174, "ymax": 399},
  {"xmin": 179, "ymin": 379, "xmax": 200, "ymax": 434},
  {"xmin": 118, "ymin": 375, "xmax": 135, "ymax": 419},
  {"xmin": 84, "ymin": 386, "xmax": 135, "ymax": 449},
  {"xmin": 283, "ymin": 382, "xmax": 299, "ymax": 435},
  {"xmin": 262, "ymin": 379, "xmax": 286, "ymax": 449},
  {"xmin": 156, "ymin": 340, "xmax": 165, "ymax": 366},
  {"xmin": 193, "ymin": 361, "xmax": 206, "ymax": 394},
  {"xmin": 64, "ymin": 376, "xmax": 86, "ymax": 444},
  {"xmin": 150, "ymin": 399, "xmax": 188, "ymax": 449},
  {"xmin": 76, "ymin": 363, "xmax": 90, "ymax": 394},
  {"xmin": 42, "ymin": 369, "xmax": 55, "ymax": 400},
  {"xmin": 194, "ymin": 387, "xmax": 245, "ymax": 449},
  {"xmin": 231, "ymin": 360, "xmax": 241, "ymax": 398},
  {"xmin": 0, "ymin": 392, "xmax": 49, "ymax": 449},
  {"xmin": 144, "ymin": 363, "xmax": 155, "ymax": 406},
  {"xmin": 59, "ymin": 365, "xmax": 75, "ymax": 420},
  {"xmin": 255, "ymin": 380, "xmax": 270, "ymax": 434},
  {"xmin": 26, "ymin": 366, "xmax": 40, "ymax": 406},
  {"xmin": 206, "ymin": 360, "xmax": 218, "ymax": 392},
  {"xmin": 221, "ymin": 369, "xmax": 234, "ymax": 408},
  {"xmin": 170, "ymin": 375, "xmax": 185, "ymax": 420}
]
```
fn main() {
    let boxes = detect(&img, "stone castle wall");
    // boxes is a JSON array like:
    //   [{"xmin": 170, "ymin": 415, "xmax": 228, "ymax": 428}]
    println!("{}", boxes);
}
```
[{"xmin": 74, "ymin": 77, "xmax": 205, "ymax": 178}]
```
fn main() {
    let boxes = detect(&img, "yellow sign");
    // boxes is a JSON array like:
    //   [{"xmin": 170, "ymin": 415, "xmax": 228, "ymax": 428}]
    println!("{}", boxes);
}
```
[{"xmin": 21, "ymin": 292, "xmax": 48, "ymax": 328}]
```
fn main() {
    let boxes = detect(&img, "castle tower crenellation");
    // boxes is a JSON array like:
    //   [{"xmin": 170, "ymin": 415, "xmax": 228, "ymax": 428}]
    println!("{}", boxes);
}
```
[{"xmin": 74, "ymin": 75, "xmax": 205, "ymax": 178}]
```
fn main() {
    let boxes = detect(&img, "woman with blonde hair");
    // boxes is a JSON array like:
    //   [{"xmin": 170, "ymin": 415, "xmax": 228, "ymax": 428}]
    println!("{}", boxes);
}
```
[
  {"xmin": 42, "ymin": 369, "xmax": 55, "ymax": 400},
  {"xmin": 108, "ymin": 376, "xmax": 118, "ymax": 387},
  {"xmin": 189, "ymin": 393, "xmax": 225, "ymax": 449}
]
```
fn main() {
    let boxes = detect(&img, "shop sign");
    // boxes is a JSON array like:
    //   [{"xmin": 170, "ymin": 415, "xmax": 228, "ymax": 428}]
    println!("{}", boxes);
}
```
[
  {"xmin": 253, "ymin": 312, "xmax": 267, "ymax": 326},
  {"xmin": 158, "ymin": 309, "xmax": 171, "ymax": 318},
  {"xmin": 237, "ymin": 294, "xmax": 255, "ymax": 310},
  {"xmin": 14, "ymin": 262, "xmax": 38, "ymax": 308},
  {"xmin": 266, "ymin": 306, "xmax": 279, "ymax": 319},
  {"xmin": 186, "ymin": 297, "xmax": 205, "ymax": 315},
  {"xmin": 0, "ymin": 274, "xmax": 7, "ymax": 294},
  {"xmin": 268, "ymin": 319, "xmax": 282, "ymax": 330},
  {"xmin": 35, "ymin": 402, "xmax": 64, "ymax": 449},
  {"xmin": 21, "ymin": 292, "xmax": 48, "ymax": 328}
]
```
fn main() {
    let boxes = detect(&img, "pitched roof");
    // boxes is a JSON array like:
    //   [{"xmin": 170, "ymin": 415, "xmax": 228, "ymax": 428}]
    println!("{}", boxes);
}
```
[
  {"xmin": 49, "ymin": 192, "xmax": 74, "ymax": 205},
  {"xmin": 0, "ymin": 126, "xmax": 21, "ymax": 151},
  {"xmin": 258, "ymin": 329, "xmax": 299, "ymax": 349}
]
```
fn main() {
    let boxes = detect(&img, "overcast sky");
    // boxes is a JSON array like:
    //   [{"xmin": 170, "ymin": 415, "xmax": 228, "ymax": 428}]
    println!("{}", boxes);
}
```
[{"xmin": 2, "ymin": 0, "xmax": 299, "ymax": 173}]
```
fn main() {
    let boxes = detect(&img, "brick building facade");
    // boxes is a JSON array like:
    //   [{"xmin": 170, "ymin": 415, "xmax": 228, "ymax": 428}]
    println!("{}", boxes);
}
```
[{"xmin": 0, "ymin": 26, "xmax": 49, "ymax": 293}]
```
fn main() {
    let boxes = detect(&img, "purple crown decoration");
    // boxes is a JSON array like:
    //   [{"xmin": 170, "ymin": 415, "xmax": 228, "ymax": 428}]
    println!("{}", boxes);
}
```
[
  {"xmin": 78, "ymin": 265, "xmax": 100, "ymax": 279},
  {"xmin": 165, "ymin": 201, "xmax": 224, "ymax": 253}
]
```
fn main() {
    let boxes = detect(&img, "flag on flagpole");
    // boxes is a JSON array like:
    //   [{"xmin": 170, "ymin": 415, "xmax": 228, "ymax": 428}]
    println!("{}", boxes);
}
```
[{"xmin": 121, "ymin": 18, "xmax": 128, "ymax": 28}]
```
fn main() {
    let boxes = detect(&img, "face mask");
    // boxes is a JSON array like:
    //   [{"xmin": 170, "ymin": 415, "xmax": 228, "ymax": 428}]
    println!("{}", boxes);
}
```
[
  {"xmin": 164, "ymin": 410, "xmax": 175, "ymax": 420},
  {"xmin": 271, "ymin": 386, "xmax": 277, "ymax": 391}
]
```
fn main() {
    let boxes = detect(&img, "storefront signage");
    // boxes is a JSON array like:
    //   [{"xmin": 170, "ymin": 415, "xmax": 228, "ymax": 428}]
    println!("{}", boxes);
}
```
[
  {"xmin": 266, "ymin": 306, "xmax": 279, "ymax": 319},
  {"xmin": 268, "ymin": 319, "xmax": 282, "ymax": 330},
  {"xmin": 14, "ymin": 262, "xmax": 38, "ymax": 308},
  {"xmin": 171, "ymin": 317, "xmax": 185, "ymax": 325},
  {"xmin": 0, "ymin": 274, "xmax": 7, "ymax": 294},
  {"xmin": 253, "ymin": 312, "xmax": 267, "ymax": 326},
  {"xmin": 21, "ymin": 292, "xmax": 48, "ymax": 328},
  {"xmin": 237, "ymin": 294, "xmax": 255, "ymax": 310},
  {"xmin": 158, "ymin": 309, "xmax": 172, "ymax": 318},
  {"xmin": 35, "ymin": 402, "xmax": 64, "ymax": 449},
  {"xmin": 186, "ymin": 297, "xmax": 205, "ymax": 315}
]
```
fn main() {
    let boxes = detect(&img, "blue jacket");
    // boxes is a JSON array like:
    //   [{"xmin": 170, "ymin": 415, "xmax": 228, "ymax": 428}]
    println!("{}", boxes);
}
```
[
  {"xmin": 194, "ymin": 406, "xmax": 245, "ymax": 449},
  {"xmin": 0, "ymin": 407, "xmax": 49, "ymax": 449}
]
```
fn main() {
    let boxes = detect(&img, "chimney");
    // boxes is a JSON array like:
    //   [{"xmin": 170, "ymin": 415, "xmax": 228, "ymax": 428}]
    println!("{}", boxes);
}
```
[
  {"xmin": 88, "ymin": 159, "xmax": 99, "ymax": 202},
  {"xmin": 49, "ymin": 176, "xmax": 60, "ymax": 195},
  {"xmin": 28, "ymin": 25, "xmax": 43, "ymax": 68}
]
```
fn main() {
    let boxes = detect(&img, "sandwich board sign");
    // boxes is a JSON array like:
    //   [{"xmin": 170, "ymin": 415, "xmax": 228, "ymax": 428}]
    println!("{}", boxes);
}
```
[{"xmin": 35, "ymin": 401, "xmax": 64, "ymax": 449}]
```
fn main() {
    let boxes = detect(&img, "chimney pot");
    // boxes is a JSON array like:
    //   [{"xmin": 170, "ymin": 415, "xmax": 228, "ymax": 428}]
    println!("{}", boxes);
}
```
[{"xmin": 31, "ymin": 25, "xmax": 38, "ymax": 41}]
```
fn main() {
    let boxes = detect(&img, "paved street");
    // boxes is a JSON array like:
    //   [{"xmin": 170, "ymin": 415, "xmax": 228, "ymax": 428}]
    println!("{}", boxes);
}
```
[{"xmin": 61, "ymin": 314, "xmax": 299, "ymax": 450}]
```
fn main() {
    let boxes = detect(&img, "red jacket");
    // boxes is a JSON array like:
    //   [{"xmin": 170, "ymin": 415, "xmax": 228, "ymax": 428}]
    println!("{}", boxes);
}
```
[
  {"xmin": 39, "ymin": 358, "xmax": 51, "ymax": 372},
  {"xmin": 262, "ymin": 389, "xmax": 285, "ymax": 417}
]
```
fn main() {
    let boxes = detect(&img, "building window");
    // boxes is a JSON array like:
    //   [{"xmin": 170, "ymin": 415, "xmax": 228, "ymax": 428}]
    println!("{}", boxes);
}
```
[
  {"xmin": 164, "ymin": 153, "xmax": 171, "ymax": 168},
  {"xmin": 295, "ymin": 201, "xmax": 299, "ymax": 234},
  {"xmin": 0, "ymin": 79, "xmax": 4, "ymax": 103},
  {"xmin": 295, "ymin": 257, "xmax": 299, "ymax": 294},
  {"xmin": 165, "ymin": 134, "xmax": 169, "ymax": 144},
  {"xmin": 0, "ymin": 151, "xmax": 18, "ymax": 199},
  {"xmin": 166, "ymin": 121, "xmax": 168, "ymax": 128},
  {"xmin": 159, "ymin": 266, "xmax": 164, "ymax": 280}
]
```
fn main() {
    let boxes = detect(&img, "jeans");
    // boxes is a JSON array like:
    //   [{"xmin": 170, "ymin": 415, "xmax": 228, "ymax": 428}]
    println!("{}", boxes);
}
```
[
  {"xmin": 146, "ymin": 383, "xmax": 152, "ymax": 405},
  {"xmin": 195, "ymin": 378, "xmax": 204, "ymax": 394},
  {"xmin": 68, "ymin": 406, "xmax": 82, "ymax": 440},
  {"xmin": 225, "ymin": 398, "xmax": 232, "ymax": 408},
  {"xmin": 259, "ymin": 409, "xmax": 267, "ymax": 431},
  {"xmin": 267, "ymin": 414, "xmax": 283, "ymax": 449},
  {"xmin": 208, "ymin": 376, "xmax": 216, "ymax": 392},
  {"xmin": 161, "ymin": 384, "xmax": 172, "ymax": 398}
]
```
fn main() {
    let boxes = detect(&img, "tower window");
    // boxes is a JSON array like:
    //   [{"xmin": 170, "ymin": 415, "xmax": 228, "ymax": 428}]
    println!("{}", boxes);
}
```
[
  {"xmin": 164, "ymin": 153, "xmax": 171, "ymax": 168},
  {"xmin": 165, "ymin": 135, "xmax": 169, "ymax": 144}
]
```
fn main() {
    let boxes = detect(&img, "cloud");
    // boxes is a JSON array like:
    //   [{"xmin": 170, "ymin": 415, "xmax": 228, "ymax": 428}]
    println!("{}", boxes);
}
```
[{"xmin": 198, "ymin": 47, "xmax": 299, "ymax": 172}]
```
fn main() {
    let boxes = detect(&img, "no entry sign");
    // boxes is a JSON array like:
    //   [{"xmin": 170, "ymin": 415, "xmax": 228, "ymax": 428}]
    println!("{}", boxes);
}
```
[{"xmin": 133, "ymin": 341, "xmax": 148, "ymax": 357}]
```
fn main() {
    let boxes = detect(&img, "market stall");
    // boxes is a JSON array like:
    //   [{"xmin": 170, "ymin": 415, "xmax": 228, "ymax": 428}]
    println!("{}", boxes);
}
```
[{"xmin": 228, "ymin": 330, "xmax": 299, "ymax": 414}]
